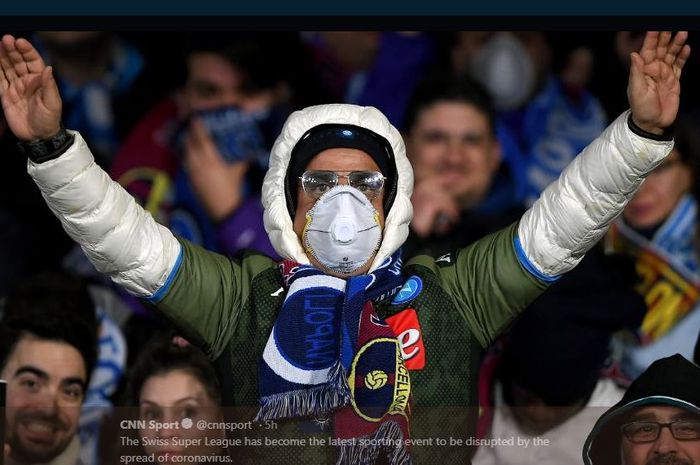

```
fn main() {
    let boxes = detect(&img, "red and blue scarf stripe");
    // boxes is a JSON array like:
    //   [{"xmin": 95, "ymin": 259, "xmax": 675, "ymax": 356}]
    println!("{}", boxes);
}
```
[{"xmin": 257, "ymin": 252, "xmax": 412, "ymax": 464}]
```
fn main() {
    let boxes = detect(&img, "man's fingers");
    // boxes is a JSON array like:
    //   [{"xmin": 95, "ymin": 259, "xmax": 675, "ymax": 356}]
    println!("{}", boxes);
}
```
[
  {"xmin": 666, "ymin": 31, "xmax": 688, "ymax": 63},
  {"xmin": 0, "ymin": 37, "xmax": 18, "ymax": 83},
  {"xmin": 41, "ymin": 65, "xmax": 53, "ymax": 87},
  {"xmin": 13, "ymin": 73, "xmax": 26, "ymax": 96},
  {"xmin": 659, "ymin": 59, "xmax": 671, "ymax": 82},
  {"xmin": 410, "ymin": 192, "xmax": 441, "ymax": 237},
  {"xmin": 0, "ymin": 56, "xmax": 8, "ymax": 95},
  {"xmin": 411, "ymin": 209, "xmax": 438, "ymax": 237},
  {"xmin": 15, "ymin": 37, "xmax": 46, "ymax": 74},
  {"xmin": 441, "ymin": 200, "xmax": 460, "ymax": 222},
  {"xmin": 1, "ymin": 34, "xmax": 15, "ymax": 47},
  {"xmin": 189, "ymin": 118, "xmax": 220, "ymax": 161},
  {"xmin": 24, "ymin": 63, "xmax": 53, "ymax": 98},
  {"xmin": 640, "ymin": 31, "xmax": 659, "ymax": 62},
  {"xmin": 432, "ymin": 200, "xmax": 459, "ymax": 235},
  {"xmin": 183, "ymin": 134, "xmax": 200, "ymax": 172},
  {"xmin": 188, "ymin": 119, "xmax": 208, "ymax": 150},
  {"xmin": 183, "ymin": 119, "xmax": 205, "ymax": 165},
  {"xmin": 674, "ymin": 44, "xmax": 691, "ymax": 79},
  {"xmin": 24, "ymin": 71, "xmax": 43, "ymax": 97},
  {"xmin": 5, "ymin": 37, "xmax": 30, "ymax": 77},
  {"xmin": 656, "ymin": 31, "xmax": 672, "ymax": 61},
  {"xmin": 184, "ymin": 121, "xmax": 216, "ymax": 167},
  {"xmin": 629, "ymin": 52, "xmax": 646, "ymax": 90},
  {"xmin": 411, "ymin": 187, "xmax": 460, "ymax": 237},
  {"xmin": 227, "ymin": 160, "xmax": 250, "ymax": 179},
  {"xmin": 39, "ymin": 66, "xmax": 61, "ymax": 111}
]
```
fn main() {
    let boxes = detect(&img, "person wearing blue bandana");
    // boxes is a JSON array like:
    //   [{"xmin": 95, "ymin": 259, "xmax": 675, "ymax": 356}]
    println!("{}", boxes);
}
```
[
  {"xmin": 111, "ymin": 33, "xmax": 291, "ymax": 257},
  {"xmin": 0, "ymin": 31, "xmax": 691, "ymax": 465}
]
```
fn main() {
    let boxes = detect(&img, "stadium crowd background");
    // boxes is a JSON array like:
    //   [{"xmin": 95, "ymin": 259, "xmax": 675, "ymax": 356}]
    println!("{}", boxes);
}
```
[{"xmin": 1, "ymin": 31, "xmax": 700, "ymax": 465}]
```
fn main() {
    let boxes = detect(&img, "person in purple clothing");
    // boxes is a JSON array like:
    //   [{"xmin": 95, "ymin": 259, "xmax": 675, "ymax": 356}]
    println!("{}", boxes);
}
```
[
  {"xmin": 303, "ymin": 32, "xmax": 435, "ymax": 129},
  {"xmin": 111, "ymin": 33, "xmax": 297, "ymax": 259},
  {"xmin": 106, "ymin": 34, "xmax": 290, "ymax": 363}
]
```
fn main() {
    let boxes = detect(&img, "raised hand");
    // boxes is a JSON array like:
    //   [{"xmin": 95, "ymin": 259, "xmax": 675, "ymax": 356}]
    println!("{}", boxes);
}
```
[
  {"xmin": 0, "ymin": 35, "xmax": 62, "ymax": 141},
  {"xmin": 628, "ymin": 31, "xmax": 691, "ymax": 135},
  {"xmin": 183, "ymin": 118, "xmax": 249, "ymax": 222},
  {"xmin": 410, "ymin": 177, "xmax": 460, "ymax": 238}
]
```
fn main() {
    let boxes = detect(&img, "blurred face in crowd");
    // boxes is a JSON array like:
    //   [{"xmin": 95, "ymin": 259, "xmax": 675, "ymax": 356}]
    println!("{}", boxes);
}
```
[
  {"xmin": 35, "ymin": 32, "xmax": 112, "ymax": 84},
  {"xmin": 615, "ymin": 32, "xmax": 646, "ymax": 68},
  {"xmin": 319, "ymin": 32, "xmax": 380, "ymax": 72},
  {"xmin": 1, "ymin": 335, "xmax": 86, "ymax": 464},
  {"xmin": 560, "ymin": 46, "xmax": 594, "ymax": 90},
  {"xmin": 450, "ymin": 31, "xmax": 494, "ymax": 72},
  {"xmin": 406, "ymin": 101, "xmax": 501, "ymax": 208},
  {"xmin": 180, "ymin": 52, "xmax": 278, "ymax": 114},
  {"xmin": 36, "ymin": 31, "xmax": 103, "ymax": 45},
  {"xmin": 451, "ymin": 31, "xmax": 551, "ymax": 81},
  {"xmin": 508, "ymin": 383, "xmax": 586, "ymax": 435},
  {"xmin": 138, "ymin": 369, "xmax": 224, "ymax": 464},
  {"xmin": 623, "ymin": 149, "xmax": 692, "ymax": 230},
  {"xmin": 293, "ymin": 148, "xmax": 386, "ymax": 276},
  {"xmin": 620, "ymin": 406, "xmax": 700, "ymax": 465}
]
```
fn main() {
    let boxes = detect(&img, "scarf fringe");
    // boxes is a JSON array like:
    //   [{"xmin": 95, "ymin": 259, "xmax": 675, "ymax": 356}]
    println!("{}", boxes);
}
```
[
  {"xmin": 256, "ymin": 361, "xmax": 351, "ymax": 422},
  {"xmin": 335, "ymin": 421, "xmax": 412, "ymax": 465}
]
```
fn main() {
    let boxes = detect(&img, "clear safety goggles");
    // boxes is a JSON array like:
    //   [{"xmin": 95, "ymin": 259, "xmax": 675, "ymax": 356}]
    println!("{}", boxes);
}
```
[{"xmin": 300, "ymin": 170, "xmax": 386, "ymax": 200}]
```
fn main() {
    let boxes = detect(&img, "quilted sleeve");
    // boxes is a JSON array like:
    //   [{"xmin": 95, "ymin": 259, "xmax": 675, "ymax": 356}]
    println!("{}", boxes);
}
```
[
  {"xmin": 27, "ymin": 131, "xmax": 182, "ymax": 298},
  {"xmin": 516, "ymin": 110, "xmax": 674, "ymax": 279}
]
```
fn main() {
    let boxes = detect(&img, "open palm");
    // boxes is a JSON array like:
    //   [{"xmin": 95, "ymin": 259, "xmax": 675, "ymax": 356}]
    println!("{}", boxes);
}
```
[
  {"xmin": 0, "ymin": 35, "xmax": 62, "ymax": 141},
  {"xmin": 628, "ymin": 31, "xmax": 691, "ymax": 134}
]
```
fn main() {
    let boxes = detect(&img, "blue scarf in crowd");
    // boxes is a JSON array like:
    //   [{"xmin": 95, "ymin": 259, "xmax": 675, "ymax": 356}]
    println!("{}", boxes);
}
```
[{"xmin": 257, "ymin": 252, "xmax": 412, "ymax": 464}]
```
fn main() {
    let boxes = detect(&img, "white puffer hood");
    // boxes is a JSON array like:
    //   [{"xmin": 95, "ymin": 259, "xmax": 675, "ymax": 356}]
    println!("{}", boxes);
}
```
[{"xmin": 262, "ymin": 104, "xmax": 414, "ymax": 271}]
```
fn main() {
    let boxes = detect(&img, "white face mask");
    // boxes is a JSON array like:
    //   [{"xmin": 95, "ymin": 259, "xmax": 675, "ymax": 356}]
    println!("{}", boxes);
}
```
[
  {"xmin": 302, "ymin": 185, "xmax": 382, "ymax": 275},
  {"xmin": 470, "ymin": 32, "xmax": 537, "ymax": 111}
]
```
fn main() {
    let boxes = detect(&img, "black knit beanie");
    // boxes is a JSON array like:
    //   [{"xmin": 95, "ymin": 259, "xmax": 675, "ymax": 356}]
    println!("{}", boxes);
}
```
[{"xmin": 284, "ymin": 124, "xmax": 397, "ymax": 218}]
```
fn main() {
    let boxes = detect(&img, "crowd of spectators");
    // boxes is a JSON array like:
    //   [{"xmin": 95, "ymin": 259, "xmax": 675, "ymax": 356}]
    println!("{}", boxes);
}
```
[{"xmin": 1, "ymin": 30, "xmax": 700, "ymax": 465}]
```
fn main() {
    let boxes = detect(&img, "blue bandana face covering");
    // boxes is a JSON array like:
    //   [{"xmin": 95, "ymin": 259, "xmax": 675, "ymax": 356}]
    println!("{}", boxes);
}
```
[{"xmin": 174, "ymin": 105, "xmax": 269, "ymax": 166}]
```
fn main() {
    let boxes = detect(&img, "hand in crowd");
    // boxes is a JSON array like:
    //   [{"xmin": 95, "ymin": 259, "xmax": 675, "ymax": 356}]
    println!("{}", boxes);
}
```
[
  {"xmin": 628, "ymin": 31, "xmax": 690, "ymax": 135},
  {"xmin": 183, "ymin": 118, "xmax": 249, "ymax": 222},
  {"xmin": 410, "ymin": 177, "xmax": 460, "ymax": 238},
  {"xmin": 0, "ymin": 35, "xmax": 62, "ymax": 141}
]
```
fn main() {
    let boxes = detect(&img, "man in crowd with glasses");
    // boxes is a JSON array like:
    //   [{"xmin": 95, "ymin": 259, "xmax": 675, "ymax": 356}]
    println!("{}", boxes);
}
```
[
  {"xmin": 0, "ymin": 31, "xmax": 691, "ymax": 465},
  {"xmin": 583, "ymin": 354, "xmax": 700, "ymax": 465}
]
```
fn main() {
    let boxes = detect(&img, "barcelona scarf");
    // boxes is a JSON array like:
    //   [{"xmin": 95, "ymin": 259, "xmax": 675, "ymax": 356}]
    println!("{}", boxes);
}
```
[{"xmin": 257, "ymin": 252, "xmax": 412, "ymax": 464}]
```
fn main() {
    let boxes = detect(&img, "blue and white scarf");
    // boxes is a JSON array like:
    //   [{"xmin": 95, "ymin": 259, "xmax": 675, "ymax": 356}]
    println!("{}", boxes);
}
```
[{"xmin": 257, "ymin": 252, "xmax": 412, "ymax": 464}]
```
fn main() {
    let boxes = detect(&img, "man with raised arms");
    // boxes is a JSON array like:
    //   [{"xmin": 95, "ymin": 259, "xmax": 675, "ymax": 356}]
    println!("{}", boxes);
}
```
[{"xmin": 0, "ymin": 31, "xmax": 690, "ymax": 465}]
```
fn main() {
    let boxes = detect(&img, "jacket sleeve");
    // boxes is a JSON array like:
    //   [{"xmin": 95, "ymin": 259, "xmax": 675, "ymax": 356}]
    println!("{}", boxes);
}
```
[
  {"xmin": 418, "ymin": 222, "xmax": 548, "ymax": 348},
  {"xmin": 426, "ymin": 110, "xmax": 674, "ymax": 347},
  {"xmin": 516, "ymin": 110, "xmax": 674, "ymax": 280},
  {"xmin": 26, "ymin": 131, "xmax": 242, "ymax": 356}
]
